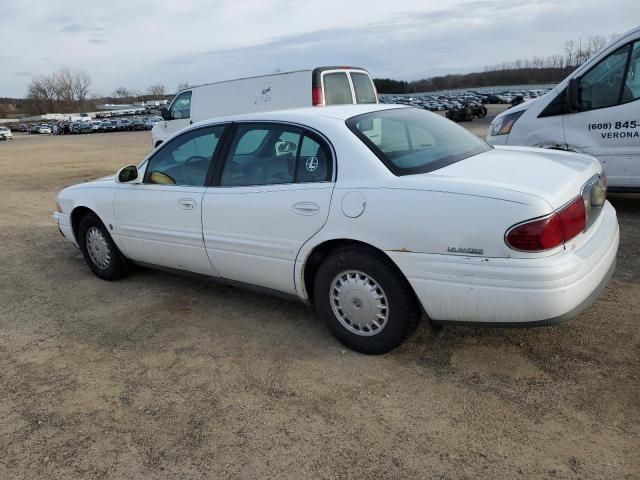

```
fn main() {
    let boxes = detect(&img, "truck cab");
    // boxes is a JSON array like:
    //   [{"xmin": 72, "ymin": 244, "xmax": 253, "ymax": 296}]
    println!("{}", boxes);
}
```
[{"xmin": 487, "ymin": 26, "xmax": 640, "ymax": 191}]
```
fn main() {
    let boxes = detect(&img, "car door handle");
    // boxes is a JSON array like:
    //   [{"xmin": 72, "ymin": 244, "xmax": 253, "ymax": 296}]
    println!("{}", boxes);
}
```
[
  {"xmin": 178, "ymin": 198, "xmax": 197, "ymax": 210},
  {"xmin": 292, "ymin": 202, "xmax": 320, "ymax": 216}
]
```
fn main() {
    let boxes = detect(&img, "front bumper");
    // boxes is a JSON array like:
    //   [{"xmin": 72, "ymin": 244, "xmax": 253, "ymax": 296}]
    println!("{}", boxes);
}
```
[
  {"xmin": 387, "ymin": 201, "xmax": 619, "ymax": 325},
  {"xmin": 53, "ymin": 211, "xmax": 78, "ymax": 247}
]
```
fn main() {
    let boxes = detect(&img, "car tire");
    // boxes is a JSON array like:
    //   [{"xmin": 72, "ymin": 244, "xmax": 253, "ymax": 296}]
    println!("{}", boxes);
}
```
[
  {"xmin": 78, "ymin": 213, "xmax": 127, "ymax": 281},
  {"xmin": 314, "ymin": 246, "xmax": 420, "ymax": 355}
]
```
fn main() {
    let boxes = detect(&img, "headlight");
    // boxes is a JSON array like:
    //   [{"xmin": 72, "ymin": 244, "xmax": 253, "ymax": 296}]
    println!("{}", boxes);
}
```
[{"xmin": 490, "ymin": 110, "xmax": 524, "ymax": 136}]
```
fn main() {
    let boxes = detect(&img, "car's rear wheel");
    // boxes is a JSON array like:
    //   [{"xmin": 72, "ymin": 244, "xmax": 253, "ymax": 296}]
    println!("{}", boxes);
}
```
[
  {"xmin": 78, "ymin": 213, "xmax": 127, "ymax": 281},
  {"xmin": 314, "ymin": 247, "xmax": 420, "ymax": 354}
]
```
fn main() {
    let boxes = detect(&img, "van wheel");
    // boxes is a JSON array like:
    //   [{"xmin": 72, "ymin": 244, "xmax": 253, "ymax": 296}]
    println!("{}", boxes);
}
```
[
  {"xmin": 314, "ymin": 247, "xmax": 420, "ymax": 354},
  {"xmin": 78, "ymin": 214, "xmax": 127, "ymax": 281}
]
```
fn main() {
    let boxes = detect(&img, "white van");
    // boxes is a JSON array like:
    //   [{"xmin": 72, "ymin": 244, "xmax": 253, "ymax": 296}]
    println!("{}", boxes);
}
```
[
  {"xmin": 151, "ymin": 66, "xmax": 378, "ymax": 147},
  {"xmin": 487, "ymin": 26, "xmax": 640, "ymax": 191}
]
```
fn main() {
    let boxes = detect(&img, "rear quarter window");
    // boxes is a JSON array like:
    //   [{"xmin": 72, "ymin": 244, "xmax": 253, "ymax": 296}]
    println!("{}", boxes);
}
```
[{"xmin": 347, "ymin": 108, "xmax": 490, "ymax": 175}]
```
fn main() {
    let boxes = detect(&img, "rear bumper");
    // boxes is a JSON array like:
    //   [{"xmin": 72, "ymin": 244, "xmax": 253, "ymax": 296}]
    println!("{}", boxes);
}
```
[
  {"xmin": 387, "ymin": 202, "xmax": 619, "ymax": 325},
  {"xmin": 53, "ymin": 211, "xmax": 78, "ymax": 247}
]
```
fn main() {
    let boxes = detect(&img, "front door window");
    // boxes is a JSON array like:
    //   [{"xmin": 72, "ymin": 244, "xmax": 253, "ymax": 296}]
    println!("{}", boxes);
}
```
[
  {"xmin": 580, "ymin": 41, "xmax": 640, "ymax": 110},
  {"xmin": 144, "ymin": 126, "xmax": 224, "ymax": 186},
  {"xmin": 169, "ymin": 91, "xmax": 192, "ymax": 119}
]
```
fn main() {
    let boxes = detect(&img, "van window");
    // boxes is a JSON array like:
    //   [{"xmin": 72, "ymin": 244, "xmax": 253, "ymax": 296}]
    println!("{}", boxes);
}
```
[
  {"xmin": 323, "ymin": 72, "xmax": 353, "ymax": 105},
  {"xmin": 579, "ymin": 42, "xmax": 640, "ymax": 110},
  {"xmin": 351, "ymin": 72, "xmax": 377, "ymax": 104},
  {"xmin": 170, "ymin": 91, "xmax": 192, "ymax": 119}
]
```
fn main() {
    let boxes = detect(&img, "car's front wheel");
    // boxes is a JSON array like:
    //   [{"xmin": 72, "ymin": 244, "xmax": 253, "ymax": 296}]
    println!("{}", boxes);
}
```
[
  {"xmin": 78, "ymin": 213, "xmax": 127, "ymax": 281},
  {"xmin": 314, "ymin": 247, "xmax": 420, "ymax": 354}
]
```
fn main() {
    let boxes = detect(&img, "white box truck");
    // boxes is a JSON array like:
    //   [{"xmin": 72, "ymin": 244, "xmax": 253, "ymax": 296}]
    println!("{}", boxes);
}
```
[
  {"xmin": 151, "ymin": 66, "xmax": 378, "ymax": 147},
  {"xmin": 487, "ymin": 25, "xmax": 640, "ymax": 191}
]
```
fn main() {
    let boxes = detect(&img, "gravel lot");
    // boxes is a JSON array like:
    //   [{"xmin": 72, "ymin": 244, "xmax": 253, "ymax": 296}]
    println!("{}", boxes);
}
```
[{"xmin": 1, "ymin": 106, "xmax": 638, "ymax": 479}]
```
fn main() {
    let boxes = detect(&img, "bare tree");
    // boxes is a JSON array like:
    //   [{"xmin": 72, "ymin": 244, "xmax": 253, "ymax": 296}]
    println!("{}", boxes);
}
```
[
  {"xmin": 113, "ymin": 87, "xmax": 131, "ymax": 99},
  {"xmin": 27, "ymin": 74, "xmax": 60, "ymax": 113},
  {"xmin": 148, "ymin": 84, "xmax": 166, "ymax": 97},
  {"xmin": 72, "ymin": 69, "xmax": 91, "ymax": 110},
  {"xmin": 176, "ymin": 82, "xmax": 191, "ymax": 92},
  {"xmin": 565, "ymin": 39, "xmax": 577, "ymax": 67},
  {"xmin": 27, "ymin": 68, "xmax": 92, "ymax": 114},
  {"xmin": 54, "ymin": 68, "xmax": 75, "ymax": 109}
]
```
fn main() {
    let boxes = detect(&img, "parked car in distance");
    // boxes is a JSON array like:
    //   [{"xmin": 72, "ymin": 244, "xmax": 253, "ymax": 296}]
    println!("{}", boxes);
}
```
[
  {"xmin": 0, "ymin": 126, "xmax": 13, "ymax": 139},
  {"xmin": 54, "ymin": 105, "xmax": 618, "ymax": 354},
  {"xmin": 102, "ymin": 120, "xmax": 118, "ymax": 132},
  {"xmin": 118, "ymin": 119, "xmax": 133, "ymax": 131},
  {"xmin": 38, "ymin": 125, "xmax": 52, "ymax": 134},
  {"xmin": 145, "ymin": 116, "xmax": 162, "ymax": 129},
  {"xmin": 130, "ymin": 118, "xmax": 146, "ymax": 131}
]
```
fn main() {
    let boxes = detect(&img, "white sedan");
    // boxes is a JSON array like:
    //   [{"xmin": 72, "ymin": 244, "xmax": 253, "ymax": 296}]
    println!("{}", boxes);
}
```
[
  {"xmin": 54, "ymin": 105, "xmax": 619, "ymax": 354},
  {"xmin": 0, "ymin": 126, "xmax": 13, "ymax": 140}
]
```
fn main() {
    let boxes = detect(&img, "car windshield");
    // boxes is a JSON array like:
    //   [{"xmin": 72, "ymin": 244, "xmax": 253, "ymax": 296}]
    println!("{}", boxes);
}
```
[{"xmin": 346, "ymin": 107, "xmax": 490, "ymax": 175}]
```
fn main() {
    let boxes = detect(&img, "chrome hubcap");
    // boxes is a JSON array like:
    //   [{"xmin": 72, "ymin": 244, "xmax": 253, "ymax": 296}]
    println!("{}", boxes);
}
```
[
  {"xmin": 330, "ymin": 270, "xmax": 389, "ymax": 336},
  {"xmin": 86, "ymin": 227, "xmax": 111, "ymax": 270}
]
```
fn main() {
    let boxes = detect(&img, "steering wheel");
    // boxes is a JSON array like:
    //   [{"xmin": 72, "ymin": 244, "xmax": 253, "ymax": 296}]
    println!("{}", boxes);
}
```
[{"xmin": 181, "ymin": 156, "xmax": 209, "ymax": 185}]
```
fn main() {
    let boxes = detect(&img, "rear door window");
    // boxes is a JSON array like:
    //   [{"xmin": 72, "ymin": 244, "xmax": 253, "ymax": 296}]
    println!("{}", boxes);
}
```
[
  {"xmin": 219, "ymin": 123, "xmax": 332, "ymax": 186},
  {"xmin": 323, "ymin": 72, "xmax": 354, "ymax": 105},
  {"xmin": 351, "ymin": 72, "xmax": 377, "ymax": 104}
]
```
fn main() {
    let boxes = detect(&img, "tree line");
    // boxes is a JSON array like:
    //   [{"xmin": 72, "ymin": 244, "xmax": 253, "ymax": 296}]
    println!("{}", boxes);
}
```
[
  {"xmin": 374, "ymin": 34, "xmax": 618, "ymax": 94},
  {"xmin": 25, "ymin": 71, "xmax": 189, "ymax": 115},
  {"xmin": 27, "ymin": 68, "xmax": 92, "ymax": 114}
]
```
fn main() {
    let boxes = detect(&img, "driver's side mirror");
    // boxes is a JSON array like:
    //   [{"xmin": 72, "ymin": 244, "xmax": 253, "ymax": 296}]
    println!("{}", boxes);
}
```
[
  {"xmin": 160, "ymin": 107, "xmax": 171, "ymax": 121},
  {"xmin": 567, "ymin": 78, "xmax": 580, "ymax": 113},
  {"xmin": 116, "ymin": 165, "xmax": 139, "ymax": 183}
]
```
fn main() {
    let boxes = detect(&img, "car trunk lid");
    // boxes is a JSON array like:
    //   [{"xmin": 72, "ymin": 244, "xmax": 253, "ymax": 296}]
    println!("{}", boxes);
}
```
[{"xmin": 431, "ymin": 145, "xmax": 602, "ymax": 209}]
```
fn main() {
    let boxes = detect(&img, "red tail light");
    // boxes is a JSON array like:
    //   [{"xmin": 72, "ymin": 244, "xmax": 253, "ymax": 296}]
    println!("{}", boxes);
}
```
[
  {"xmin": 312, "ymin": 86, "xmax": 323, "ymax": 106},
  {"xmin": 506, "ymin": 196, "xmax": 586, "ymax": 252}
]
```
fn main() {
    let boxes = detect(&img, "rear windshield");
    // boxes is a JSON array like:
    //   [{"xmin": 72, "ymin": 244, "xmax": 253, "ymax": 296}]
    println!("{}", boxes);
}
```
[
  {"xmin": 347, "ymin": 108, "xmax": 490, "ymax": 175},
  {"xmin": 351, "ymin": 72, "xmax": 377, "ymax": 104}
]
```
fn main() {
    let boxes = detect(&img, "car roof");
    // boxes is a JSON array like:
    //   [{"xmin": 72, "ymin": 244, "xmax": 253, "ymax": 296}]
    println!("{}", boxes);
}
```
[{"xmin": 195, "ymin": 104, "xmax": 410, "ymax": 128}]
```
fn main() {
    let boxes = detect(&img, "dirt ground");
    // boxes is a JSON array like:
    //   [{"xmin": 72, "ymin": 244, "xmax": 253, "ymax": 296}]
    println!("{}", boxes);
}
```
[{"xmin": 0, "ymin": 107, "xmax": 638, "ymax": 479}]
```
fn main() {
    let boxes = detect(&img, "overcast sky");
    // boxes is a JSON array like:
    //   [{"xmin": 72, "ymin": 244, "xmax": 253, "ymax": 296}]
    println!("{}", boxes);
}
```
[{"xmin": 1, "ymin": 0, "xmax": 638, "ymax": 97}]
